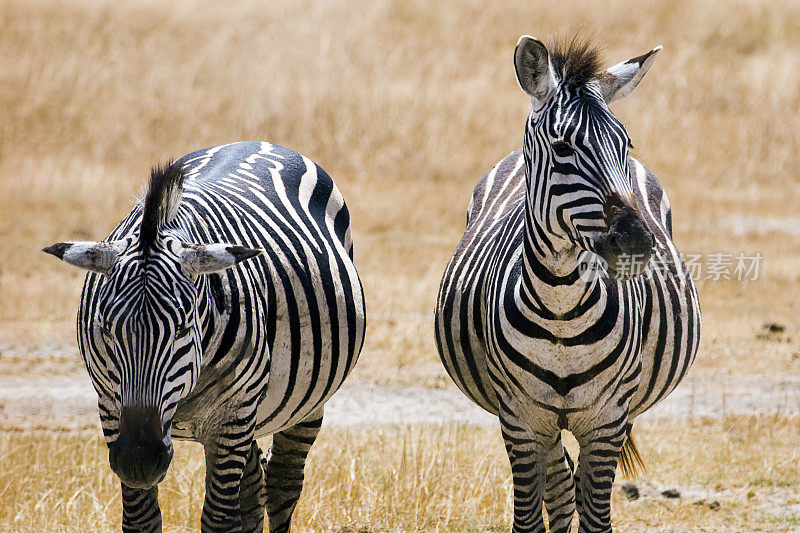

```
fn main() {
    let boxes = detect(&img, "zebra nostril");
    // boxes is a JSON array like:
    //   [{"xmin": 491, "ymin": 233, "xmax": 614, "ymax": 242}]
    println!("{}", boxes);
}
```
[
  {"xmin": 108, "ymin": 442, "xmax": 120, "ymax": 472},
  {"xmin": 606, "ymin": 233, "xmax": 623, "ymax": 255}
]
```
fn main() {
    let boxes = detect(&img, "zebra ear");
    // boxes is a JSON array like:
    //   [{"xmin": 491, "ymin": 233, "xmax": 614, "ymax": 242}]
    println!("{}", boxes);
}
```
[
  {"xmin": 43, "ymin": 240, "xmax": 127, "ymax": 275},
  {"xmin": 180, "ymin": 243, "xmax": 263, "ymax": 277},
  {"xmin": 514, "ymin": 35, "xmax": 557, "ymax": 105},
  {"xmin": 598, "ymin": 46, "xmax": 662, "ymax": 104}
]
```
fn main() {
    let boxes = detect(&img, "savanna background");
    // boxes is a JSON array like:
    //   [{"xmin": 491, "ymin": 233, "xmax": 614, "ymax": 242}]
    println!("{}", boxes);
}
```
[{"xmin": 1, "ymin": 0, "xmax": 799, "ymax": 531}]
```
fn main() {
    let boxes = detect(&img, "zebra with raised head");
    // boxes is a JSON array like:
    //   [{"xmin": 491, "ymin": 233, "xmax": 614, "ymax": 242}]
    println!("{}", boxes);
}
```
[
  {"xmin": 44, "ymin": 141, "xmax": 366, "ymax": 532},
  {"xmin": 434, "ymin": 36, "xmax": 700, "ymax": 532}
]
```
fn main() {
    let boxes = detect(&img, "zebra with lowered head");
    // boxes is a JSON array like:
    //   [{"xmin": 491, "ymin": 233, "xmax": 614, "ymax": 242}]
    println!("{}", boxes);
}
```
[
  {"xmin": 434, "ymin": 36, "xmax": 700, "ymax": 532},
  {"xmin": 44, "ymin": 141, "xmax": 366, "ymax": 532}
]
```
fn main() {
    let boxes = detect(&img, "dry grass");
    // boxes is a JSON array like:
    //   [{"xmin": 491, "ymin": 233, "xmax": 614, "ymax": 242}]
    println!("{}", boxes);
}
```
[
  {"xmin": 1, "ymin": 416, "xmax": 798, "ymax": 531},
  {"xmin": 2, "ymin": 0, "xmax": 800, "ymax": 384}
]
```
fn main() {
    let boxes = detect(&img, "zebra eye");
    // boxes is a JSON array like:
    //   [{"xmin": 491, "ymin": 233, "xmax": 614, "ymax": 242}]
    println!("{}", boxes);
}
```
[
  {"xmin": 175, "ymin": 326, "xmax": 192, "ymax": 340},
  {"xmin": 552, "ymin": 140, "xmax": 574, "ymax": 158}
]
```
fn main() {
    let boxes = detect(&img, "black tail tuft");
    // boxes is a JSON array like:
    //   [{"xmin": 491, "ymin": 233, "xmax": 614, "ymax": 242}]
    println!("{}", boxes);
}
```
[{"xmin": 619, "ymin": 426, "xmax": 647, "ymax": 479}]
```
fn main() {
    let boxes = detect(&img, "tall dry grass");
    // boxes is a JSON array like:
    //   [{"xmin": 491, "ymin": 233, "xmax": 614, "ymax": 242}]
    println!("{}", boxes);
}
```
[
  {"xmin": 1, "ymin": 416, "xmax": 798, "ymax": 531},
  {"xmin": 2, "ymin": 0, "xmax": 800, "ymax": 377}
]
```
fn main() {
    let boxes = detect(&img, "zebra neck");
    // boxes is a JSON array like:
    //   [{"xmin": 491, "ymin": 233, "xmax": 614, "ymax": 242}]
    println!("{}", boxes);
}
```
[
  {"xmin": 517, "ymin": 241, "xmax": 605, "ymax": 322},
  {"xmin": 518, "ymin": 182, "xmax": 606, "ymax": 321}
]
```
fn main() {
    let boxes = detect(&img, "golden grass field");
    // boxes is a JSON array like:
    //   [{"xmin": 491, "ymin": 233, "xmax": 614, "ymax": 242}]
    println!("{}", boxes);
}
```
[
  {"xmin": 2, "ymin": 417, "xmax": 799, "ymax": 531},
  {"xmin": 1, "ymin": 0, "xmax": 800, "ymax": 530}
]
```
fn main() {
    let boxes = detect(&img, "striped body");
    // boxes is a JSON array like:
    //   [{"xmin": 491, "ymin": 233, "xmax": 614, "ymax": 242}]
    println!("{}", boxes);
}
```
[
  {"xmin": 434, "ymin": 37, "xmax": 700, "ymax": 533},
  {"xmin": 436, "ymin": 149, "xmax": 699, "ymax": 418},
  {"xmin": 436, "ymin": 149, "xmax": 699, "ymax": 531},
  {"xmin": 74, "ymin": 141, "xmax": 365, "ymax": 531}
]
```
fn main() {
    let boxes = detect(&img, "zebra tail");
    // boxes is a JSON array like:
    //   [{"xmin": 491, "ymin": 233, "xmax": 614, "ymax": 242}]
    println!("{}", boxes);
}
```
[{"xmin": 619, "ymin": 430, "xmax": 647, "ymax": 479}]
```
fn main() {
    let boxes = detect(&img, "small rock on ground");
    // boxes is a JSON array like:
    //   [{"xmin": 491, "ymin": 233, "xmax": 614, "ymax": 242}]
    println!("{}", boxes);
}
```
[{"xmin": 620, "ymin": 482, "xmax": 640, "ymax": 500}]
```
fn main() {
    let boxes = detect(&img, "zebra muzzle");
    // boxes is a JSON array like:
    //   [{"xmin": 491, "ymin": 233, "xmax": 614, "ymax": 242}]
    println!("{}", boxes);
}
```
[
  {"xmin": 108, "ymin": 404, "xmax": 174, "ymax": 489},
  {"xmin": 596, "ymin": 212, "xmax": 654, "ymax": 279}
]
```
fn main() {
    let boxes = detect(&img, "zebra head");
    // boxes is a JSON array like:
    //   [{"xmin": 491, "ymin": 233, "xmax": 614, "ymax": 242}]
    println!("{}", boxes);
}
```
[
  {"xmin": 514, "ymin": 35, "xmax": 659, "ymax": 279},
  {"xmin": 44, "ymin": 163, "xmax": 262, "ymax": 489}
]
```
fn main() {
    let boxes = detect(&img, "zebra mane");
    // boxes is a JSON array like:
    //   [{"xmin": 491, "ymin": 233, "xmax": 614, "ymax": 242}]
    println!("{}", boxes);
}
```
[
  {"xmin": 140, "ymin": 160, "xmax": 184, "ymax": 251},
  {"xmin": 549, "ymin": 33, "xmax": 605, "ymax": 89}
]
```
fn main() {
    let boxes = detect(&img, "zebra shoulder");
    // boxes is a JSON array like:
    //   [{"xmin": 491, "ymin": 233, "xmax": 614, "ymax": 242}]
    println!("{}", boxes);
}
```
[{"xmin": 466, "ymin": 150, "xmax": 526, "ymax": 227}]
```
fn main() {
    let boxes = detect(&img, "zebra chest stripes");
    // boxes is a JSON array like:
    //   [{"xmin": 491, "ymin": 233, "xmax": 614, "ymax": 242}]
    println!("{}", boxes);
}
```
[
  {"xmin": 45, "ymin": 141, "xmax": 365, "ymax": 532},
  {"xmin": 481, "ymin": 193, "xmax": 647, "ymax": 416},
  {"xmin": 435, "ymin": 36, "xmax": 699, "ymax": 533}
]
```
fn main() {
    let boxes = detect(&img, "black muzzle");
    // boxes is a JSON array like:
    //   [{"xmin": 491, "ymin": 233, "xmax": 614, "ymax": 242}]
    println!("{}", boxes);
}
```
[
  {"xmin": 595, "ymin": 205, "xmax": 654, "ymax": 279},
  {"xmin": 108, "ymin": 404, "xmax": 173, "ymax": 489}
]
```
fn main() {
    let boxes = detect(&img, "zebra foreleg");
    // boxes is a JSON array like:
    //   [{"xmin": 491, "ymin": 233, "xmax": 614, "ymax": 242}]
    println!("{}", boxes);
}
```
[
  {"xmin": 499, "ymin": 404, "xmax": 552, "ymax": 533},
  {"xmin": 544, "ymin": 433, "xmax": 576, "ymax": 533},
  {"xmin": 573, "ymin": 416, "xmax": 628, "ymax": 533},
  {"xmin": 239, "ymin": 441, "xmax": 268, "ymax": 533},
  {"xmin": 201, "ymin": 434, "xmax": 255, "ymax": 532},
  {"xmin": 121, "ymin": 483, "xmax": 161, "ymax": 533},
  {"xmin": 263, "ymin": 407, "xmax": 324, "ymax": 533}
]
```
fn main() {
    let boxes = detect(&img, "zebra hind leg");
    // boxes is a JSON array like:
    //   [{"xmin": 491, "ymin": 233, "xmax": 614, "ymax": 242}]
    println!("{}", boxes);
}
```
[
  {"xmin": 121, "ymin": 483, "xmax": 161, "ymax": 533},
  {"xmin": 239, "ymin": 441, "xmax": 268, "ymax": 533},
  {"xmin": 544, "ymin": 433, "xmax": 576, "ymax": 533},
  {"xmin": 264, "ymin": 407, "xmax": 324, "ymax": 533}
]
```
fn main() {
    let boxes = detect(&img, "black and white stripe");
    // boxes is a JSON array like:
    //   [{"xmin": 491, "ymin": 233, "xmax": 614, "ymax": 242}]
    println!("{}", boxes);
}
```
[
  {"xmin": 45, "ymin": 141, "xmax": 366, "ymax": 532},
  {"xmin": 435, "ymin": 37, "xmax": 700, "ymax": 532}
]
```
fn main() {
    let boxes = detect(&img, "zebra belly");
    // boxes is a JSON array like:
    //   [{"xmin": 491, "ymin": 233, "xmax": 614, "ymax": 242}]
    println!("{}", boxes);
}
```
[
  {"xmin": 169, "ymin": 259, "xmax": 363, "ymax": 440},
  {"xmin": 176, "ymin": 163, "xmax": 364, "ymax": 438},
  {"xmin": 628, "ymin": 256, "xmax": 700, "ymax": 417},
  {"xmin": 487, "ymin": 325, "xmax": 642, "ymax": 414},
  {"xmin": 255, "ymin": 250, "xmax": 364, "ymax": 435},
  {"xmin": 434, "ymin": 156, "xmax": 528, "ymax": 416}
]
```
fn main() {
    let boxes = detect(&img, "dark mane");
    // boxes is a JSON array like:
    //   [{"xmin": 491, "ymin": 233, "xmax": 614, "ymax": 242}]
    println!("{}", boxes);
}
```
[
  {"xmin": 140, "ymin": 161, "xmax": 184, "ymax": 252},
  {"xmin": 548, "ymin": 33, "xmax": 605, "ymax": 89}
]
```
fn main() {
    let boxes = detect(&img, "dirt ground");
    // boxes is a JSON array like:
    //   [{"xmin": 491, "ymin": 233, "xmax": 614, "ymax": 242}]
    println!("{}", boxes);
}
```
[
  {"xmin": 1, "ymin": 337, "xmax": 798, "ymax": 431},
  {"xmin": 1, "ymin": 338, "xmax": 798, "ymax": 531}
]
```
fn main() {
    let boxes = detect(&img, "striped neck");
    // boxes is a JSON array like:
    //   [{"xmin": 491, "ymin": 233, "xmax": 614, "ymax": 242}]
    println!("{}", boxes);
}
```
[
  {"xmin": 518, "ymin": 206, "xmax": 606, "ymax": 321},
  {"xmin": 517, "ymin": 132, "xmax": 606, "ymax": 321}
]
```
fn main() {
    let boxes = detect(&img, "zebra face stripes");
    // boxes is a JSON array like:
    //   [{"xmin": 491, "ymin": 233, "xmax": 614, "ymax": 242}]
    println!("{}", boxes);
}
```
[
  {"xmin": 46, "ymin": 223, "xmax": 261, "ymax": 490},
  {"xmin": 516, "ymin": 36, "xmax": 655, "ymax": 279},
  {"xmin": 95, "ymin": 242, "xmax": 201, "ymax": 411}
]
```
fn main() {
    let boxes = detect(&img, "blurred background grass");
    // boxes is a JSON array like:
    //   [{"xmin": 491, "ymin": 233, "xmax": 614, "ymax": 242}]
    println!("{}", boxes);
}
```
[
  {"xmin": 2, "ymin": 0, "xmax": 800, "ymax": 383},
  {"xmin": 3, "ymin": 0, "xmax": 800, "ymax": 385}
]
